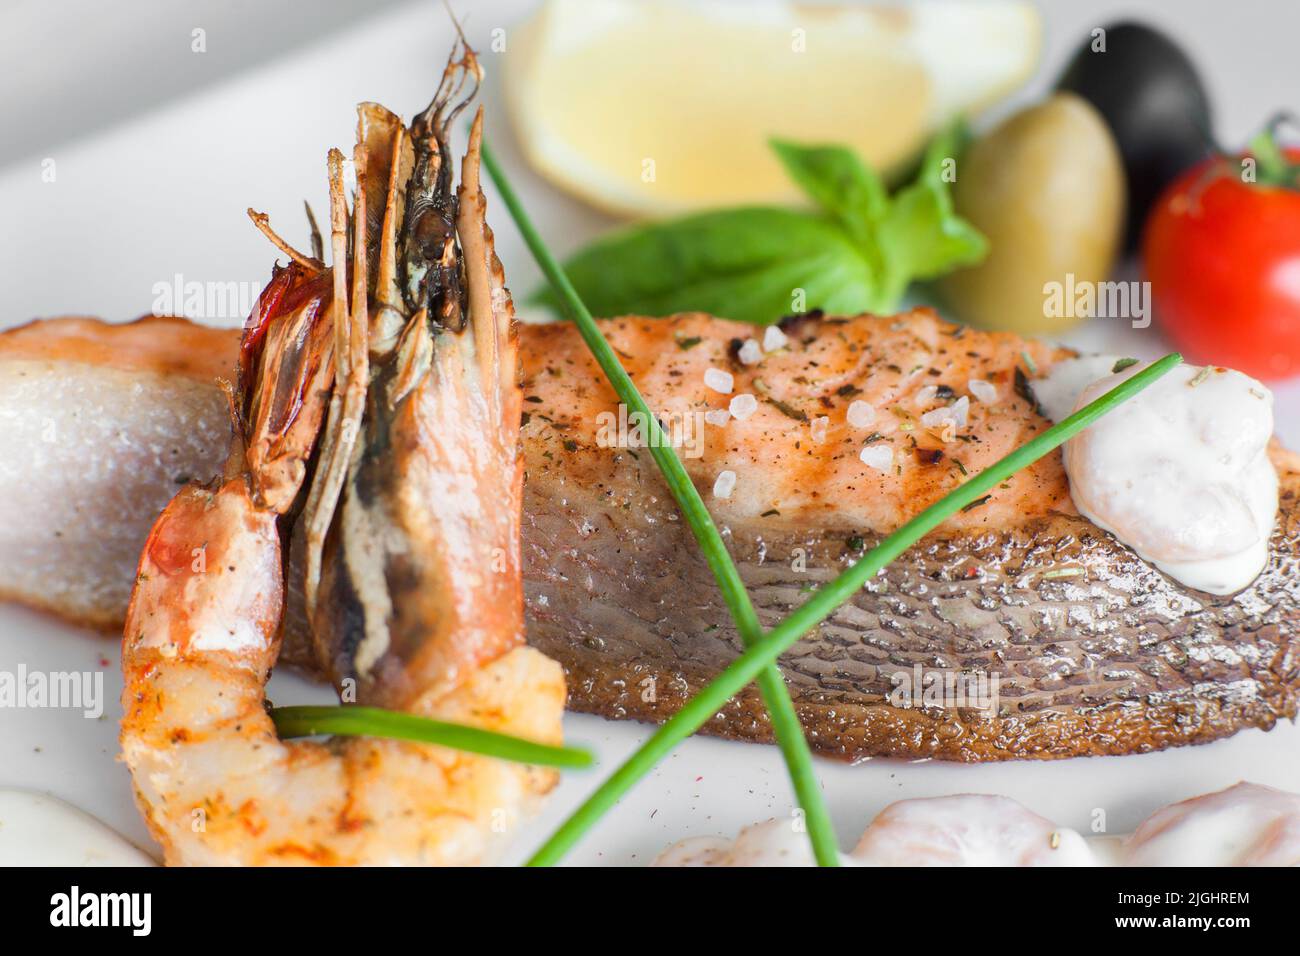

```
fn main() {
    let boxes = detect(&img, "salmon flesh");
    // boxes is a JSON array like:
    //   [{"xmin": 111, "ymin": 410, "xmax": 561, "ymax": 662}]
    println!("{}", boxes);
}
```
[{"xmin": 2, "ymin": 310, "xmax": 1297, "ymax": 760}]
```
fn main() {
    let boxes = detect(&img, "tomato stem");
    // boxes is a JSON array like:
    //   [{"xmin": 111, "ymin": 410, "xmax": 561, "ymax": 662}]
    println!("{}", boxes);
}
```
[{"xmin": 1245, "ymin": 112, "xmax": 1300, "ymax": 190}]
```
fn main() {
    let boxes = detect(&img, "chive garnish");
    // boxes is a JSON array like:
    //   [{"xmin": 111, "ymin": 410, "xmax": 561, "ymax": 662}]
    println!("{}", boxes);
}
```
[
  {"xmin": 484, "ymin": 131, "xmax": 1181, "ymax": 869},
  {"xmin": 1111, "ymin": 357, "xmax": 1138, "ymax": 373},
  {"xmin": 483, "ymin": 139, "xmax": 841, "ymax": 866},
  {"xmin": 270, "ymin": 706, "xmax": 593, "ymax": 769},
  {"xmin": 525, "ymin": 353, "xmax": 1182, "ymax": 866}
]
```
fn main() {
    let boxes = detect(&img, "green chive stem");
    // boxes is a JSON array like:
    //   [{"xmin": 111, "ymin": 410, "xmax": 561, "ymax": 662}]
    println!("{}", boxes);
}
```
[
  {"xmin": 524, "ymin": 353, "xmax": 1182, "ymax": 866},
  {"xmin": 270, "ymin": 705, "xmax": 593, "ymax": 770},
  {"xmin": 482, "ymin": 138, "xmax": 841, "ymax": 866}
]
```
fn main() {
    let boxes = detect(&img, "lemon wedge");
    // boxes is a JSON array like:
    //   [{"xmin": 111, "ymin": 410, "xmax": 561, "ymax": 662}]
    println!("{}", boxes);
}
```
[{"xmin": 504, "ymin": 0, "xmax": 1041, "ymax": 218}]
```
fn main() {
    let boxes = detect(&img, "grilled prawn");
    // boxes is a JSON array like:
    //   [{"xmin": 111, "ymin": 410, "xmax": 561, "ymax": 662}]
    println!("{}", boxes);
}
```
[{"xmin": 120, "ymin": 40, "xmax": 565, "ymax": 865}]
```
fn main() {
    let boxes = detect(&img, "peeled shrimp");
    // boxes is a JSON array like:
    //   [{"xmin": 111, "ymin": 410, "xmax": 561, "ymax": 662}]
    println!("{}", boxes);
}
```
[
  {"xmin": 657, "ymin": 783, "xmax": 1300, "ymax": 867},
  {"xmin": 120, "ymin": 39, "xmax": 565, "ymax": 866},
  {"xmin": 655, "ymin": 795, "xmax": 1099, "ymax": 867},
  {"xmin": 654, "ymin": 819, "xmax": 832, "ymax": 867},
  {"xmin": 1122, "ymin": 782, "xmax": 1300, "ymax": 867},
  {"xmin": 851, "ymin": 794, "xmax": 1097, "ymax": 866}
]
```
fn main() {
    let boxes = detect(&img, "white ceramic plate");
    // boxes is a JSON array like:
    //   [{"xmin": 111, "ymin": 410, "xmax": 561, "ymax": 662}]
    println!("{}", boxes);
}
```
[{"xmin": 2, "ymin": 1, "xmax": 1298, "ymax": 866}]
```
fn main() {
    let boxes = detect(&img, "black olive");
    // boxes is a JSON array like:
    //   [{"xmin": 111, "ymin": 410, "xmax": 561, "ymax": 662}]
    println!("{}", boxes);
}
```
[{"xmin": 1057, "ymin": 21, "xmax": 1213, "ymax": 252}]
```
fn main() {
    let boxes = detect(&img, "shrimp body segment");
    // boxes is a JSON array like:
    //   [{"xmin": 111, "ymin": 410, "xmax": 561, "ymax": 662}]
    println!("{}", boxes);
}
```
[
  {"xmin": 1122, "ymin": 782, "xmax": 1300, "ymax": 867},
  {"xmin": 121, "ymin": 41, "xmax": 565, "ymax": 866},
  {"xmin": 123, "ymin": 477, "xmax": 559, "ymax": 866}
]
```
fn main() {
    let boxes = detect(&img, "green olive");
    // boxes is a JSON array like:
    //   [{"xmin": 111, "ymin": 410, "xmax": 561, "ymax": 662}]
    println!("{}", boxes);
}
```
[{"xmin": 939, "ymin": 93, "xmax": 1125, "ymax": 336}]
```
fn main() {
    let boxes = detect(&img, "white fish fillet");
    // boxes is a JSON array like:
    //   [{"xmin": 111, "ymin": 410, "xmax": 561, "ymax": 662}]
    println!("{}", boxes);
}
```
[{"xmin": 0, "ymin": 316, "xmax": 231, "ymax": 628}]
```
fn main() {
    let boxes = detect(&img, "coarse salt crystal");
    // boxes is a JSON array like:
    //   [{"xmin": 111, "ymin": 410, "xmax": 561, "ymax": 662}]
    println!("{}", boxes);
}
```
[
  {"xmin": 729, "ymin": 393, "xmax": 759, "ymax": 420},
  {"xmin": 704, "ymin": 367, "xmax": 734, "ymax": 394},
  {"xmin": 968, "ymin": 378, "xmax": 997, "ymax": 403},
  {"xmin": 920, "ymin": 395, "xmax": 970, "ymax": 431},
  {"xmin": 860, "ymin": 445, "xmax": 893, "ymax": 471},
  {"xmin": 713, "ymin": 469, "xmax": 737, "ymax": 498},
  {"xmin": 920, "ymin": 406, "xmax": 949, "ymax": 428},
  {"xmin": 846, "ymin": 400, "xmax": 876, "ymax": 429},
  {"xmin": 762, "ymin": 325, "xmax": 788, "ymax": 351},
  {"xmin": 810, "ymin": 415, "xmax": 829, "ymax": 443},
  {"xmin": 951, "ymin": 395, "xmax": 970, "ymax": 427},
  {"xmin": 915, "ymin": 385, "xmax": 939, "ymax": 407},
  {"xmin": 737, "ymin": 339, "xmax": 763, "ymax": 365},
  {"xmin": 704, "ymin": 408, "xmax": 731, "ymax": 426}
]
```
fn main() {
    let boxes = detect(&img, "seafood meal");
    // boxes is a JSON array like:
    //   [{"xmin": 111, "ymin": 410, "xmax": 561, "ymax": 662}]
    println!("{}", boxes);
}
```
[
  {"xmin": 3, "ymin": 3, "xmax": 1299, "ymax": 872},
  {"xmin": 7, "ymin": 311, "xmax": 1299, "ymax": 766},
  {"xmin": 121, "ymin": 38, "xmax": 563, "ymax": 865}
]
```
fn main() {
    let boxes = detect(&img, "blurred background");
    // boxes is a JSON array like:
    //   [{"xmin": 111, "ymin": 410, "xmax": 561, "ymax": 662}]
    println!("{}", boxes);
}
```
[{"xmin": 1, "ymin": 2, "xmax": 1293, "ymax": 312}]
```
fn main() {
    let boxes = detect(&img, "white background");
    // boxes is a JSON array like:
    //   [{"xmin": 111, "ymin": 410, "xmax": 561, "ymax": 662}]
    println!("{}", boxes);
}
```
[{"xmin": 1, "ymin": 0, "xmax": 1298, "ymax": 865}]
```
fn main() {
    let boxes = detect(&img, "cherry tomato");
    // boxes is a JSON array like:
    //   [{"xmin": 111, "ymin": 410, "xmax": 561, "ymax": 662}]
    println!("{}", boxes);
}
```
[{"xmin": 1143, "ymin": 149, "xmax": 1300, "ymax": 381}]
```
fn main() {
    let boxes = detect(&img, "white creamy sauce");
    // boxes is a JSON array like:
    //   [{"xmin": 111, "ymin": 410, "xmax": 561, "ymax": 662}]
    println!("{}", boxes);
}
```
[
  {"xmin": 1036, "ymin": 357, "xmax": 1278, "ymax": 595},
  {"xmin": 1031, "ymin": 354, "xmax": 1122, "ymax": 424},
  {"xmin": 0, "ymin": 790, "xmax": 155, "ymax": 866}
]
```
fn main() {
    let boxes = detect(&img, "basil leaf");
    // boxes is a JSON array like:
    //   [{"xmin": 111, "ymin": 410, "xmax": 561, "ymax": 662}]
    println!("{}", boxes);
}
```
[
  {"xmin": 531, "ymin": 128, "xmax": 987, "ymax": 325},
  {"xmin": 875, "ymin": 122, "xmax": 988, "ymax": 305},
  {"xmin": 533, "ymin": 207, "xmax": 883, "ymax": 325},
  {"xmin": 769, "ymin": 139, "xmax": 887, "ymax": 249}
]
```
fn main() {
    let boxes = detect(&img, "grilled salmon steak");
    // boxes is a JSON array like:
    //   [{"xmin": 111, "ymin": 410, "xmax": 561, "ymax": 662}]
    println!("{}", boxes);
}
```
[{"xmin": 2, "ymin": 310, "xmax": 1297, "ymax": 760}]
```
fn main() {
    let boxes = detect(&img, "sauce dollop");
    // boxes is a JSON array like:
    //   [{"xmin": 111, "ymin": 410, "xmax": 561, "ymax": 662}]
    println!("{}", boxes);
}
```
[{"xmin": 1042, "ymin": 359, "xmax": 1277, "ymax": 595}]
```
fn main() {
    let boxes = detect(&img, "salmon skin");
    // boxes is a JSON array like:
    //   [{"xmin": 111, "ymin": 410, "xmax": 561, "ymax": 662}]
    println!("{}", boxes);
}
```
[
  {"xmin": 519, "ymin": 310, "xmax": 1300, "ymax": 760},
  {"xmin": 3, "ymin": 310, "xmax": 1298, "ymax": 760}
]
